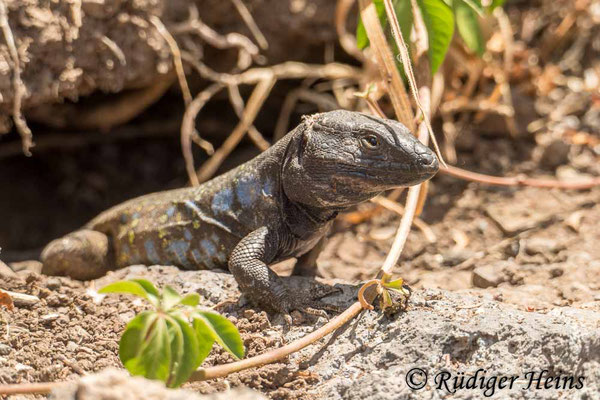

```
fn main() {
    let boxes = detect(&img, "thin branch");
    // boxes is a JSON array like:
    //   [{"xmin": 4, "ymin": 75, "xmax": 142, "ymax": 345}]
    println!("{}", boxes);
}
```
[
  {"xmin": 150, "ymin": 16, "xmax": 192, "ymax": 105},
  {"xmin": 183, "ymin": 55, "xmax": 361, "ymax": 87},
  {"xmin": 0, "ymin": 382, "xmax": 57, "ymax": 396},
  {"xmin": 230, "ymin": 0, "xmax": 268, "ymax": 50},
  {"xmin": 382, "ymin": 0, "xmax": 446, "ymax": 167},
  {"xmin": 492, "ymin": 6, "xmax": 517, "ymax": 136},
  {"xmin": 0, "ymin": 0, "xmax": 33, "ymax": 155},
  {"xmin": 190, "ymin": 300, "xmax": 366, "ymax": 381},
  {"xmin": 226, "ymin": 84, "xmax": 271, "ymax": 151},
  {"xmin": 441, "ymin": 165, "xmax": 600, "ymax": 190},
  {"xmin": 358, "ymin": 0, "xmax": 415, "ymax": 131},
  {"xmin": 371, "ymin": 196, "xmax": 436, "ymax": 243},
  {"xmin": 100, "ymin": 35, "xmax": 126, "ymax": 66},
  {"xmin": 172, "ymin": 5, "xmax": 259, "ymax": 70},
  {"xmin": 196, "ymin": 76, "xmax": 276, "ymax": 183},
  {"xmin": 335, "ymin": 0, "xmax": 366, "ymax": 62},
  {"xmin": 181, "ymin": 83, "xmax": 225, "ymax": 186}
]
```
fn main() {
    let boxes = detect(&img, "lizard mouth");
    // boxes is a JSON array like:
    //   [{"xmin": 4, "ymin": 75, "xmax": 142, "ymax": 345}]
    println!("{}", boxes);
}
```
[
  {"xmin": 333, "ymin": 165, "xmax": 436, "ymax": 188},
  {"xmin": 336, "ymin": 161, "xmax": 438, "ymax": 179}
]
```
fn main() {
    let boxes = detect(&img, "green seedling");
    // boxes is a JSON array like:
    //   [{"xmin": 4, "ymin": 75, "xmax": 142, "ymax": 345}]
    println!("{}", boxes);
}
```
[{"xmin": 99, "ymin": 279, "xmax": 244, "ymax": 387}]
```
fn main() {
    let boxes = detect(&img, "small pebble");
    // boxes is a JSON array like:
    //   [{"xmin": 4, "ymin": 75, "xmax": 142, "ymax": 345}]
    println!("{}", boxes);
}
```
[{"xmin": 0, "ymin": 344, "xmax": 11, "ymax": 355}]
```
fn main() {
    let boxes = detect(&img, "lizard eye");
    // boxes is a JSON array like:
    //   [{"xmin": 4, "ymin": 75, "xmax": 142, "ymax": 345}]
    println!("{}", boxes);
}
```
[{"xmin": 361, "ymin": 135, "xmax": 380, "ymax": 149}]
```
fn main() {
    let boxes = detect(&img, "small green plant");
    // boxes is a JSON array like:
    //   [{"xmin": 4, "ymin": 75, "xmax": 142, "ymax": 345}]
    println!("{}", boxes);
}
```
[
  {"xmin": 357, "ymin": 0, "xmax": 507, "ymax": 73},
  {"xmin": 99, "ymin": 279, "xmax": 244, "ymax": 387}
]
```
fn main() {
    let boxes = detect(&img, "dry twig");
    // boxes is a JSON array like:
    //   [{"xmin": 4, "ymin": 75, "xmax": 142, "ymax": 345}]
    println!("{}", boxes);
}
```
[
  {"xmin": 230, "ymin": 0, "xmax": 268, "ymax": 50},
  {"xmin": 172, "ymin": 5, "xmax": 260, "ymax": 70},
  {"xmin": 371, "ymin": 196, "xmax": 436, "ymax": 243},
  {"xmin": 150, "ymin": 16, "xmax": 193, "ymax": 105},
  {"xmin": 196, "ymin": 76, "xmax": 276, "ymax": 184},
  {"xmin": 181, "ymin": 83, "xmax": 225, "ymax": 186},
  {"xmin": 227, "ymin": 84, "xmax": 271, "ymax": 151},
  {"xmin": 0, "ymin": 0, "xmax": 33, "ymax": 155}
]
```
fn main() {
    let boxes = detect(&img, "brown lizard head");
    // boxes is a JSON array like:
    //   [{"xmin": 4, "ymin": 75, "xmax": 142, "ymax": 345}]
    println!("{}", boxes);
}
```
[{"xmin": 282, "ymin": 110, "xmax": 439, "ymax": 209}]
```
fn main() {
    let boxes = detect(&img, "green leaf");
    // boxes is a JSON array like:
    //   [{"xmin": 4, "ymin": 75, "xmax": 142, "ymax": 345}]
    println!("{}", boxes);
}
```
[
  {"xmin": 167, "ymin": 316, "xmax": 203, "ymax": 388},
  {"xmin": 194, "ymin": 312, "xmax": 245, "ymax": 359},
  {"xmin": 161, "ymin": 286, "xmax": 182, "ymax": 311},
  {"xmin": 454, "ymin": 0, "xmax": 485, "ymax": 56},
  {"xmin": 119, "ymin": 311, "xmax": 156, "ymax": 368},
  {"xmin": 383, "ymin": 277, "xmax": 405, "ymax": 290},
  {"xmin": 165, "ymin": 316, "xmax": 184, "ymax": 386},
  {"xmin": 192, "ymin": 318, "xmax": 216, "ymax": 361},
  {"xmin": 99, "ymin": 281, "xmax": 152, "ymax": 300},
  {"xmin": 124, "ymin": 316, "xmax": 172, "ymax": 381},
  {"xmin": 380, "ymin": 288, "xmax": 393, "ymax": 309},
  {"xmin": 459, "ymin": 0, "xmax": 484, "ymax": 16},
  {"xmin": 180, "ymin": 293, "xmax": 200, "ymax": 307},
  {"xmin": 356, "ymin": 0, "xmax": 387, "ymax": 50},
  {"xmin": 487, "ymin": 0, "xmax": 505, "ymax": 12},
  {"xmin": 417, "ymin": 0, "xmax": 455, "ymax": 73},
  {"xmin": 131, "ymin": 279, "xmax": 160, "ymax": 298},
  {"xmin": 119, "ymin": 312, "xmax": 172, "ymax": 382}
]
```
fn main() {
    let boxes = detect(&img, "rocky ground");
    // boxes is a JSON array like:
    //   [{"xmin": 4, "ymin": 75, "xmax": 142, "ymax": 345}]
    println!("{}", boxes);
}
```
[{"xmin": 1, "ymin": 260, "xmax": 599, "ymax": 399}]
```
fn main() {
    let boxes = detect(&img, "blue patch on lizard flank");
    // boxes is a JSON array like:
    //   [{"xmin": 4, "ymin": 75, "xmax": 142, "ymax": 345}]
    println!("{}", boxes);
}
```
[
  {"xmin": 200, "ymin": 240, "xmax": 218, "ymax": 268},
  {"xmin": 262, "ymin": 178, "xmax": 274, "ymax": 197},
  {"xmin": 167, "ymin": 240, "xmax": 192, "ymax": 269},
  {"xmin": 235, "ymin": 176, "xmax": 260, "ymax": 207},
  {"xmin": 191, "ymin": 249, "xmax": 202, "ymax": 264},
  {"xmin": 211, "ymin": 188, "xmax": 233, "ymax": 214},
  {"xmin": 144, "ymin": 240, "xmax": 160, "ymax": 264},
  {"xmin": 200, "ymin": 239, "xmax": 217, "ymax": 257},
  {"xmin": 184, "ymin": 229, "xmax": 193, "ymax": 241},
  {"xmin": 132, "ymin": 212, "xmax": 141, "ymax": 219},
  {"xmin": 166, "ymin": 206, "xmax": 176, "ymax": 217}
]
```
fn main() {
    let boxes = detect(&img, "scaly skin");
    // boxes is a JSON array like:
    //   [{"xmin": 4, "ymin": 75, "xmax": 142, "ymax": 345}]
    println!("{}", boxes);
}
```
[{"xmin": 41, "ymin": 110, "xmax": 439, "ymax": 312}]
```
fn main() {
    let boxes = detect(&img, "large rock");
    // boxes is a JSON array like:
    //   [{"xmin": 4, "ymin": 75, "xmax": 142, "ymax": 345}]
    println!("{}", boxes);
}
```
[
  {"xmin": 95, "ymin": 267, "xmax": 600, "ymax": 399},
  {"xmin": 0, "ymin": 0, "xmax": 344, "ymax": 129}
]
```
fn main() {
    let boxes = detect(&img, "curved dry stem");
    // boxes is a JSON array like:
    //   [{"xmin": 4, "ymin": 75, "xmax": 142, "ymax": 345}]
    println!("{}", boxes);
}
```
[
  {"xmin": 230, "ymin": 0, "xmax": 268, "ymax": 50},
  {"xmin": 441, "ymin": 165, "xmax": 600, "ymax": 190},
  {"xmin": 382, "ymin": 0, "xmax": 446, "ymax": 167},
  {"xmin": 173, "ymin": 5, "xmax": 259, "ymax": 70},
  {"xmin": 226, "ymin": 84, "xmax": 271, "ymax": 151},
  {"xmin": 190, "ymin": 277, "xmax": 384, "ymax": 382},
  {"xmin": 196, "ymin": 76, "xmax": 275, "ymax": 183},
  {"xmin": 181, "ymin": 83, "xmax": 225, "ymax": 186},
  {"xmin": 150, "ymin": 16, "xmax": 192, "ymax": 106},
  {"xmin": 358, "ymin": 0, "xmax": 414, "ymax": 131},
  {"xmin": 371, "ymin": 195, "xmax": 436, "ymax": 243},
  {"xmin": 335, "ymin": 0, "xmax": 366, "ymax": 62},
  {"xmin": 357, "ymin": 279, "xmax": 381, "ymax": 310}
]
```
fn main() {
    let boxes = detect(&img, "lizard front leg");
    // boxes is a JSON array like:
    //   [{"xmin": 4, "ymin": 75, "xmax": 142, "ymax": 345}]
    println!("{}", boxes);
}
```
[
  {"xmin": 229, "ymin": 227, "xmax": 339, "ymax": 315},
  {"xmin": 228, "ymin": 226, "xmax": 291, "ymax": 313}
]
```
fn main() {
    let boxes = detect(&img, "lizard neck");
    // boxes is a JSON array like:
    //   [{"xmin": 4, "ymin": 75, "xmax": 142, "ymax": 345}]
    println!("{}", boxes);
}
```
[
  {"xmin": 278, "ymin": 129, "xmax": 341, "ymax": 239},
  {"xmin": 279, "ymin": 190, "xmax": 338, "ymax": 239}
]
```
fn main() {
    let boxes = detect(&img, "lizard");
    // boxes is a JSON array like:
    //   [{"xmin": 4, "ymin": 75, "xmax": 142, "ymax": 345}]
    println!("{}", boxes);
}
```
[{"xmin": 41, "ymin": 110, "xmax": 439, "ymax": 313}]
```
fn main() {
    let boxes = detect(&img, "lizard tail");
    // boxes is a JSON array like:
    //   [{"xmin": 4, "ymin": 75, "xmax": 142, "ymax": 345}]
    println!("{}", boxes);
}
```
[{"xmin": 41, "ymin": 230, "xmax": 115, "ymax": 280}]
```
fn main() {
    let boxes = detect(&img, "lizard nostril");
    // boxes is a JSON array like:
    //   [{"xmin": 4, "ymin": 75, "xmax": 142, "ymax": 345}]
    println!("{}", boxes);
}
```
[
  {"xmin": 419, "ymin": 152, "xmax": 439, "ymax": 173},
  {"xmin": 420, "ymin": 152, "xmax": 434, "ymax": 165}
]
